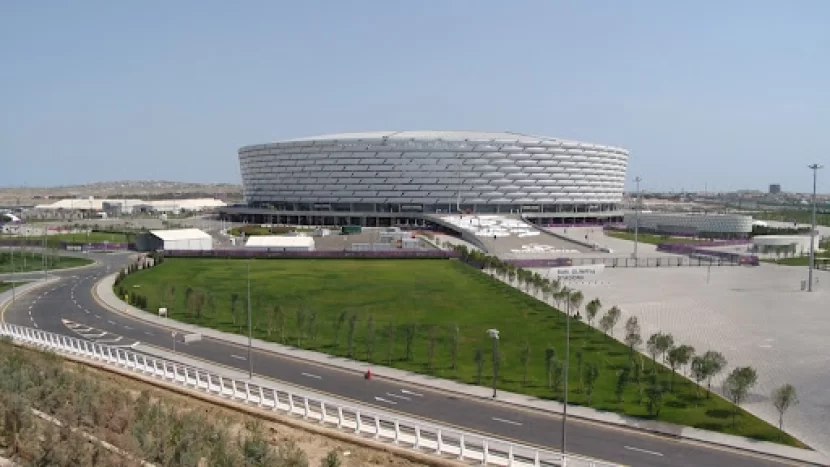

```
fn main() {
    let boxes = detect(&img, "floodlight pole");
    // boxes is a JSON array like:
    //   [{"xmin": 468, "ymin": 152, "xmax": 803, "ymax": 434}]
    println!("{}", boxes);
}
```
[
  {"xmin": 562, "ymin": 289, "xmax": 571, "ymax": 462},
  {"xmin": 808, "ymin": 164, "xmax": 823, "ymax": 292},
  {"xmin": 633, "ymin": 177, "xmax": 642, "ymax": 261},
  {"xmin": 247, "ymin": 258, "xmax": 253, "ymax": 378},
  {"xmin": 42, "ymin": 227, "xmax": 48, "ymax": 281},
  {"xmin": 10, "ymin": 247, "xmax": 16, "ymax": 303}
]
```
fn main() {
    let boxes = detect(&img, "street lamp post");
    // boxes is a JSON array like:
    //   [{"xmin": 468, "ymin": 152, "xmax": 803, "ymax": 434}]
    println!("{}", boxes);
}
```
[
  {"xmin": 247, "ymin": 258, "xmax": 254, "ymax": 378},
  {"xmin": 10, "ymin": 247, "xmax": 16, "ymax": 303},
  {"xmin": 561, "ymin": 288, "xmax": 571, "ymax": 461},
  {"xmin": 487, "ymin": 329, "xmax": 500, "ymax": 398},
  {"xmin": 808, "ymin": 164, "xmax": 823, "ymax": 292},
  {"xmin": 633, "ymin": 177, "xmax": 642, "ymax": 262}
]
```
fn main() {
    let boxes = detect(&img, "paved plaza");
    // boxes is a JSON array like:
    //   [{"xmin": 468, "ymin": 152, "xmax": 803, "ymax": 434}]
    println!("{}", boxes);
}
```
[{"xmin": 530, "ymin": 262, "xmax": 830, "ymax": 454}]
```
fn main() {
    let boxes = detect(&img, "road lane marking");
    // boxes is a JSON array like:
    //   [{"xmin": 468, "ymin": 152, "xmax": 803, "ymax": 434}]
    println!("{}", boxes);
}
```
[
  {"xmin": 385, "ymin": 392, "xmax": 411, "ymax": 401},
  {"xmin": 230, "ymin": 354, "xmax": 247, "ymax": 361},
  {"xmin": 492, "ymin": 417, "xmax": 522, "ymax": 426},
  {"xmin": 144, "ymin": 331, "xmax": 154, "ymax": 336},
  {"xmin": 301, "ymin": 372, "xmax": 322, "ymax": 379},
  {"xmin": 123, "ymin": 325, "xmax": 132, "ymax": 330},
  {"xmin": 94, "ymin": 315, "xmax": 101, "ymax": 319},
  {"xmin": 374, "ymin": 396, "xmax": 397, "ymax": 405},
  {"xmin": 107, "ymin": 320, "xmax": 116, "ymax": 325},
  {"xmin": 400, "ymin": 389, "xmax": 423, "ymax": 397},
  {"xmin": 624, "ymin": 446, "xmax": 664, "ymax": 457}
]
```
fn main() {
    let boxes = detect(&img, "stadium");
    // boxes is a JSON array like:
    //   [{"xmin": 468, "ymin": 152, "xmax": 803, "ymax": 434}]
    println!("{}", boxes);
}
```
[{"xmin": 218, "ymin": 131, "xmax": 629, "ymax": 230}]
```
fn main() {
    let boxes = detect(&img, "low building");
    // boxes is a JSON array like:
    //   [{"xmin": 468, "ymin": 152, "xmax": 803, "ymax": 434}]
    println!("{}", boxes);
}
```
[
  {"xmin": 135, "ymin": 228, "xmax": 213, "ymax": 251},
  {"xmin": 752, "ymin": 235, "xmax": 821, "ymax": 256},
  {"xmin": 623, "ymin": 212, "xmax": 753, "ymax": 238},
  {"xmin": 245, "ymin": 235, "xmax": 315, "ymax": 252}
]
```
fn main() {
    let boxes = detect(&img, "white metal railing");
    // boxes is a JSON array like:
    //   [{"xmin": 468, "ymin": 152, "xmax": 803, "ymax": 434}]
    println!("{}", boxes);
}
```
[{"xmin": 0, "ymin": 322, "xmax": 619, "ymax": 467}]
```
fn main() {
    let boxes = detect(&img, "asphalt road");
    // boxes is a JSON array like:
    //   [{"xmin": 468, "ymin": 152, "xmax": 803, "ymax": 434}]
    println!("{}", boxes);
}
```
[{"xmin": 2, "ymin": 254, "xmax": 807, "ymax": 467}]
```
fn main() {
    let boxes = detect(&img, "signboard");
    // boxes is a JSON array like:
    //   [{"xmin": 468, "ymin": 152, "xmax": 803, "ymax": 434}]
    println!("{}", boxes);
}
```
[
  {"xmin": 552, "ymin": 264, "xmax": 605, "ymax": 281},
  {"xmin": 158, "ymin": 307, "xmax": 167, "ymax": 317}
]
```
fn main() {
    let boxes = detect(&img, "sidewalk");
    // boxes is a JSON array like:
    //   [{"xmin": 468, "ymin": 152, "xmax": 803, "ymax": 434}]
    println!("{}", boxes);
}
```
[{"xmin": 94, "ymin": 274, "xmax": 828, "ymax": 466}]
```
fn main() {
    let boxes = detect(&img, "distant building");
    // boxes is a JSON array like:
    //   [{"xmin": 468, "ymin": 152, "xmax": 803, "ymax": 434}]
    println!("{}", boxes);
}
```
[
  {"xmin": 769, "ymin": 184, "xmax": 782, "ymax": 194},
  {"xmin": 623, "ymin": 212, "xmax": 753, "ymax": 238},
  {"xmin": 244, "ymin": 235, "xmax": 315, "ymax": 252}
]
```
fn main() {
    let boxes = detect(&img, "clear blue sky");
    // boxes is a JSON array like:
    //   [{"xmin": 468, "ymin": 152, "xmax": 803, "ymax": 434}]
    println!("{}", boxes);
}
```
[{"xmin": 2, "ymin": 1, "xmax": 828, "ymax": 193}]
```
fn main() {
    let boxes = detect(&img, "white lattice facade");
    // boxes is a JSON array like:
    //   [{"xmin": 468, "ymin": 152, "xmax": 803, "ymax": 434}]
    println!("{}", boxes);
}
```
[{"xmin": 237, "ymin": 131, "xmax": 629, "ymax": 215}]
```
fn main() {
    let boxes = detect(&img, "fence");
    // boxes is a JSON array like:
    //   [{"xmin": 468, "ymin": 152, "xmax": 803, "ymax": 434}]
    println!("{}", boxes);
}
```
[
  {"xmin": 163, "ymin": 249, "xmax": 458, "ymax": 259},
  {"xmin": 507, "ymin": 255, "xmax": 756, "ymax": 269},
  {"xmin": 0, "ymin": 322, "xmax": 618, "ymax": 467}
]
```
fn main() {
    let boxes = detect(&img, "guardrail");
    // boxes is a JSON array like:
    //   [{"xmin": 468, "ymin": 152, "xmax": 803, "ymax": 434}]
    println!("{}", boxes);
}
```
[{"xmin": 0, "ymin": 322, "xmax": 618, "ymax": 467}]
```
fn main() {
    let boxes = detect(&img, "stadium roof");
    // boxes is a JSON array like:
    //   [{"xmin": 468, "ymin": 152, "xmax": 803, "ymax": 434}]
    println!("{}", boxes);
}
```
[
  {"xmin": 279, "ymin": 130, "xmax": 571, "ymax": 144},
  {"xmin": 149, "ymin": 229, "xmax": 212, "ymax": 241},
  {"xmin": 245, "ymin": 235, "xmax": 315, "ymax": 248}
]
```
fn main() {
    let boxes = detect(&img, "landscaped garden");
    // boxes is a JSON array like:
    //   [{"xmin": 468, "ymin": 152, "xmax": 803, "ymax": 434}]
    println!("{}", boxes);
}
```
[
  {"xmin": 0, "ymin": 281, "xmax": 27, "ymax": 294},
  {"xmin": 0, "ymin": 251, "xmax": 93, "ymax": 274},
  {"xmin": 116, "ymin": 256, "xmax": 805, "ymax": 446},
  {"xmin": 605, "ymin": 231, "xmax": 706, "ymax": 245}
]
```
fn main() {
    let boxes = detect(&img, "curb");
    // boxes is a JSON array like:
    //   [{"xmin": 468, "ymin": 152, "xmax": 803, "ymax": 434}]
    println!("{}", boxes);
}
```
[{"xmin": 94, "ymin": 273, "xmax": 827, "ymax": 466}]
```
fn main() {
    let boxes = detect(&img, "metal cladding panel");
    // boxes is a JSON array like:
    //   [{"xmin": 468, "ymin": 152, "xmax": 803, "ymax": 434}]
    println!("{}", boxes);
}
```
[{"xmin": 239, "ymin": 132, "xmax": 628, "ymax": 205}]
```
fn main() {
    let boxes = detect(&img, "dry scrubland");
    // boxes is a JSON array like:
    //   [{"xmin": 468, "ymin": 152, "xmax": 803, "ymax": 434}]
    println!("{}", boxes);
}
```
[{"xmin": 0, "ymin": 338, "xmax": 427, "ymax": 467}]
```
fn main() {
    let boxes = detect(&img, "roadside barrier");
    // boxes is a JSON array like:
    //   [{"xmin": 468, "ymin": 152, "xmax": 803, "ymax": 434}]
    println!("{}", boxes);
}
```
[{"xmin": 0, "ymin": 322, "xmax": 619, "ymax": 467}]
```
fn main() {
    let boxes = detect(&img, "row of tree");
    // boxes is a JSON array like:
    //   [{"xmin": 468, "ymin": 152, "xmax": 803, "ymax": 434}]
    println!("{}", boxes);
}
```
[{"xmin": 450, "ymin": 242, "xmax": 800, "ymax": 433}]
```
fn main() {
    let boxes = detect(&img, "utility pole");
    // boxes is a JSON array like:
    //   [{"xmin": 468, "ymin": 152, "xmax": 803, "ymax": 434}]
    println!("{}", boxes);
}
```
[
  {"xmin": 487, "ymin": 329, "xmax": 500, "ymax": 398},
  {"xmin": 808, "ymin": 164, "xmax": 823, "ymax": 292},
  {"xmin": 633, "ymin": 177, "xmax": 642, "ymax": 262},
  {"xmin": 247, "ymin": 258, "xmax": 254, "ymax": 378},
  {"xmin": 561, "ymin": 288, "xmax": 571, "ymax": 461}
]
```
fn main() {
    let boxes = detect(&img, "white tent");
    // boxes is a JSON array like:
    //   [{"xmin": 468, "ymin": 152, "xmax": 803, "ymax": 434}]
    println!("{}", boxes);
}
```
[
  {"xmin": 148, "ymin": 229, "xmax": 213, "ymax": 251},
  {"xmin": 245, "ymin": 235, "xmax": 315, "ymax": 252}
]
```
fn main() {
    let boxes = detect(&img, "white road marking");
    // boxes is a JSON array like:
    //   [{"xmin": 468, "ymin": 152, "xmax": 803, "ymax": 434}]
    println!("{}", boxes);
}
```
[
  {"xmin": 32, "ymin": 322, "xmax": 38, "ymax": 328},
  {"xmin": 301, "ymin": 372, "xmax": 322, "ymax": 379},
  {"xmin": 144, "ymin": 331, "xmax": 154, "ymax": 336},
  {"xmin": 385, "ymin": 392, "xmax": 411, "ymax": 401},
  {"xmin": 374, "ymin": 396, "xmax": 397, "ymax": 405},
  {"xmin": 84, "ymin": 309, "xmax": 90, "ymax": 314},
  {"xmin": 492, "ymin": 417, "xmax": 522, "ymax": 426},
  {"xmin": 28, "ymin": 305, "xmax": 33, "ymax": 310},
  {"xmin": 624, "ymin": 446, "xmax": 664, "ymax": 457},
  {"xmin": 94, "ymin": 315, "xmax": 101, "ymax": 319},
  {"xmin": 400, "ymin": 389, "xmax": 423, "ymax": 397},
  {"xmin": 107, "ymin": 320, "xmax": 116, "ymax": 325},
  {"xmin": 96, "ymin": 337, "xmax": 123, "ymax": 343},
  {"xmin": 130, "ymin": 342, "xmax": 140, "ymax": 348},
  {"xmin": 123, "ymin": 325, "xmax": 132, "ymax": 330},
  {"xmin": 230, "ymin": 354, "xmax": 247, "ymax": 361}
]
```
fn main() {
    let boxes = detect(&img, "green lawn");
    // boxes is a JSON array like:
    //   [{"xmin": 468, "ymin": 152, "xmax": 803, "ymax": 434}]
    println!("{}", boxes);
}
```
[
  {"xmin": 605, "ymin": 231, "xmax": 707, "ymax": 245},
  {"xmin": 0, "ymin": 281, "xmax": 27, "ymax": 294},
  {"xmin": 767, "ymin": 255, "xmax": 830, "ymax": 267},
  {"xmin": 0, "ymin": 251, "xmax": 93, "ymax": 273},
  {"xmin": 117, "ymin": 258, "xmax": 804, "ymax": 447},
  {"xmin": 229, "ymin": 225, "xmax": 315, "ymax": 236}
]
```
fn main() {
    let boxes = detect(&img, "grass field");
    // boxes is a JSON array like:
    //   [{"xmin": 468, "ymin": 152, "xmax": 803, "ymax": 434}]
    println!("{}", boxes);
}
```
[
  {"xmin": 5, "ymin": 232, "xmax": 130, "ymax": 247},
  {"xmin": 754, "ymin": 210, "xmax": 830, "ymax": 227},
  {"xmin": 0, "ymin": 281, "xmax": 27, "ymax": 294},
  {"xmin": 605, "ymin": 231, "xmax": 706, "ymax": 245},
  {"xmin": 118, "ymin": 258, "xmax": 803, "ymax": 446},
  {"xmin": 0, "ymin": 251, "xmax": 93, "ymax": 273},
  {"xmin": 229, "ymin": 225, "xmax": 315, "ymax": 236}
]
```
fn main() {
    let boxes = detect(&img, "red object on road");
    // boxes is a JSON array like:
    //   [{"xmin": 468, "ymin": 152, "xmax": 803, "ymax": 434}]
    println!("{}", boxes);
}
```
[{"xmin": 365, "ymin": 369, "xmax": 372, "ymax": 380}]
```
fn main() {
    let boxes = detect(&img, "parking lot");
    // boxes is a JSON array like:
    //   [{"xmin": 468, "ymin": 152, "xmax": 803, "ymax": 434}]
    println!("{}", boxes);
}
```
[{"xmin": 531, "ymin": 263, "xmax": 830, "ymax": 454}]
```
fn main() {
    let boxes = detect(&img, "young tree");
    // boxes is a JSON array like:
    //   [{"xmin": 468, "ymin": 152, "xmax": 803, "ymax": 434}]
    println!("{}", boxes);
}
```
[
  {"xmin": 386, "ymin": 321, "xmax": 396, "ymax": 365},
  {"xmin": 277, "ymin": 306, "xmax": 287, "ymax": 344},
  {"xmin": 519, "ymin": 340, "xmax": 531, "ymax": 386},
  {"xmin": 366, "ymin": 315, "xmax": 376, "ymax": 362},
  {"xmin": 656, "ymin": 333, "xmax": 675, "ymax": 364},
  {"xmin": 674, "ymin": 345, "xmax": 695, "ymax": 376},
  {"xmin": 230, "ymin": 293, "xmax": 240, "ymax": 326},
  {"xmin": 404, "ymin": 323, "xmax": 417, "ymax": 361},
  {"xmin": 645, "ymin": 385, "xmax": 663, "ymax": 416},
  {"xmin": 474, "ymin": 348, "xmax": 484, "ymax": 385},
  {"xmin": 602, "ymin": 306, "xmax": 622, "ymax": 338},
  {"xmin": 702, "ymin": 350, "xmax": 727, "ymax": 396},
  {"xmin": 690, "ymin": 355, "xmax": 708, "ymax": 398},
  {"xmin": 569, "ymin": 290, "xmax": 584, "ymax": 318},
  {"xmin": 333, "ymin": 311, "xmax": 347, "ymax": 349},
  {"xmin": 624, "ymin": 316, "xmax": 643, "ymax": 355},
  {"xmin": 296, "ymin": 308, "xmax": 307, "ymax": 347},
  {"xmin": 585, "ymin": 298, "xmax": 602, "ymax": 328},
  {"xmin": 308, "ymin": 311, "xmax": 318, "ymax": 342},
  {"xmin": 576, "ymin": 348, "xmax": 585, "ymax": 393},
  {"xmin": 771, "ymin": 384, "xmax": 799, "ymax": 434},
  {"xmin": 584, "ymin": 362, "xmax": 600, "ymax": 404},
  {"xmin": 551, "ymin": 357, "xmax": 564, "ymax": 395},
  {"xmin": 723, "ymin": 366, "xmax": 758, "ymax": 426},
  {"xmin": 346, "ymin": 313, "xmax": 358, "ymax": 358},
  {"xmin": 544, "ymin": 346, "xmax": 556, "ymax": 388},
  {"xmin": 427, "ymin": 325, "xmax": 437, "ymax": 372},
  {"xmin": 615, "ymin": 366, "xmax": 630, "ymax": 405},
  {"xmin": 450, "ymin": 324, "xmax": 460, "ymax": 371},
  {"xmin": 630, "ymin": 356, "xmax": 644, "ymax": 404},
  {"xmin": 646, "ymin": 333, "xmax": 662, "ymax": 369}
]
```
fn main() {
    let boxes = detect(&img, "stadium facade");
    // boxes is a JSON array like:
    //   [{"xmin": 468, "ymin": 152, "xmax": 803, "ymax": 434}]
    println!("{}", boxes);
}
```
[{"xmin": 219, "ymin": 131, "xmax": 629, "ymax": 227}]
